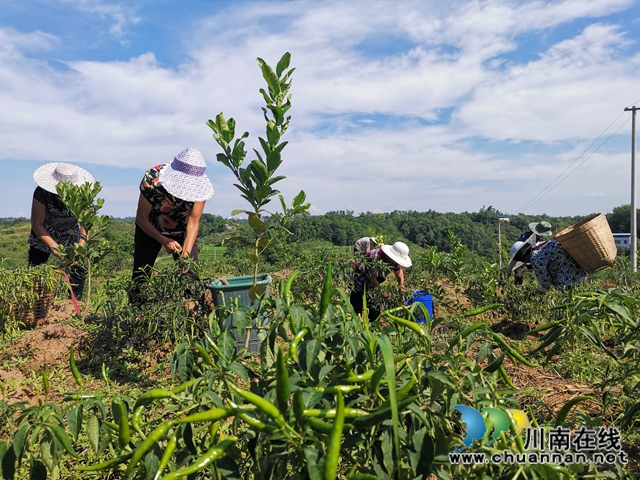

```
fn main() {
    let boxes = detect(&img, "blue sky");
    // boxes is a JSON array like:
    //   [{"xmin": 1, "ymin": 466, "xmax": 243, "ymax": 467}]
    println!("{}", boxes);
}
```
[{"xmin": 1, "ymin": 0, "xmax": 640, "ymax": 218}]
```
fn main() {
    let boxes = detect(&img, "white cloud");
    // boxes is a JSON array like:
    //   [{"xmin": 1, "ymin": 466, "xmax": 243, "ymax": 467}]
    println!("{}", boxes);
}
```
[
  {"xmin": 60, "ymin": 0, "xmax": 140, "ymax": 40},
  {"xmin": 0, "ymin": 0, "xmax": 638, "ymax": 217}
]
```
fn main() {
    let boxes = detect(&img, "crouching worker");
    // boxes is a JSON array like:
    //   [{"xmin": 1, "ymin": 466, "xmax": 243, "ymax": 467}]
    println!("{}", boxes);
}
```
[
  {"xmin": 507, "ymin": 236, "xmax": 587, "ymax": 293},
  {"xmin": 29, "ymin": 163, "xmax": 95, "ymax": 300},
  {"xmin": 130, "ymin": 148, "xmax": 214, "ymax": 304},
  {"xmin": 350, "ymin": 242, "xmax": 412, "ymax": 320}
]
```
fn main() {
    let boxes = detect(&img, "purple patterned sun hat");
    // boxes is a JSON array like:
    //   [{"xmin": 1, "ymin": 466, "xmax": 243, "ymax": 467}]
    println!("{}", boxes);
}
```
[{"xmin": 158, "ymin": 148, "xmax": 214, "ymax": 202}]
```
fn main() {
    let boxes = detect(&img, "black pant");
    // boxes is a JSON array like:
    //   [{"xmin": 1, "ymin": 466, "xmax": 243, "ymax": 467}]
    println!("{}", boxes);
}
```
[
  {"xmin": 27, "ymin": 246, "xmax": 86, "ymax": 300},
  {"xmin": 130, "ymin": 225, "xmax": 199, "ymax": 303},
  {"xmin": 350, "ymin": 289, "xmax": 380, "ymax": 321}
]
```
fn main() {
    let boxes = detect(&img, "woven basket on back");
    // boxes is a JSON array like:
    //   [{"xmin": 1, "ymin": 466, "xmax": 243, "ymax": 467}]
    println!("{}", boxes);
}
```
[{"xmin": 554, "ymin": 213, "xmax": 617, "ymax": 274}]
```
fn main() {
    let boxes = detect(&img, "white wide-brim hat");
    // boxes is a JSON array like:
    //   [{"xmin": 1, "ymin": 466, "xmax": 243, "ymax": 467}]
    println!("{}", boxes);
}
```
[
  {"xmin": 381, "ymin": 242, "xmax": 412, "ymax": 268},
  {"xmin": 158, "ymin": 148, "xmax": 214, "ymax": 202},
  {"xmin": 506, "ymin": 234, "xmax": 536, "ymax": 273},
  {"xmin": 33, "ymin": 163, "xmax": 95, "ymax": 194}
]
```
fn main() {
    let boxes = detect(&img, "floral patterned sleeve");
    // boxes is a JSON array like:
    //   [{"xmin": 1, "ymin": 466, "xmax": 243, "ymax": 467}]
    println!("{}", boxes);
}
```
[{"xmin": 531, "ymin": 243, "xmax": 552, "ymax": 291}]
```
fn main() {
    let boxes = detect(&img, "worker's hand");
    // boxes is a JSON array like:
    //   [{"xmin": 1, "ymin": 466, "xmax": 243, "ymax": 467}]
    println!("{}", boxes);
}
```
[{"xmin": 165, "ymin": 240, "xmax": 182, "ymax": 254}]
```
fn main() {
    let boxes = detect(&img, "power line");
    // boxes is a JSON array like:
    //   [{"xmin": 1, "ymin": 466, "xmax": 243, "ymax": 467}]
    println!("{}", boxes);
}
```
[
  {"xmin": 517, "ymin": 118, "xmax": 630, "ymax": 212},
  {"xmin": 516, "ymin": 107, "xmax": 633, "ymax": 213}
]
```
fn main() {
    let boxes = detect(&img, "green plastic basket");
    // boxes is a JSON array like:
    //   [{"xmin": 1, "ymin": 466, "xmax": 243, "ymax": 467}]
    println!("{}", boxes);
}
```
[{"xmin": 207, "ymin": 274, "xmax": 271, "ymax": 353}]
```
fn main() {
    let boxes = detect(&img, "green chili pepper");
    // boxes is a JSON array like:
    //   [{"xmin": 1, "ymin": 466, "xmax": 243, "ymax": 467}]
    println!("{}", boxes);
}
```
[
  {"xmin": 346, "ymin": 370, "xmax": 375, "ymax": 383},
  {"xmin": 447, "ymin": 323, "xmax": 486, "ymax": 351},
  {"xmin": 319, "ymin": 263, "xmax": 333, "ymax": 319},
  {"xmin": 114, "ymin": 401, "xmax": 130, "ymax": 450},
  {"xmin": 175, "ymin": 406, "xmax": 234, "ymax": 424},
  {"xmin": 491, "ymin": 332, "xmax": 537, "ymax": 367},
  {"xmin": 75, "ymin": 452, "xmax": 133, "ymax": 471},
  {"xmin": 42, "ymin": 370, "xmax": 50, "ymax": 402},
  {"xmin": 160, "ymin": 438, "xmax": 238, "ymax": 480},
  {"xmin": 289, "ymin": 328, "xmax": 308, "ymax": 363},
  {"xmin": 133, "ymin": 389, "xmax": 178, "ymax": 411},
  {"xmin": 497, "ymin": 365, "xmax": 517, "ymax": 389},
  {"xmin": 528, "ymin": 320, "xmax": 561, "ymax": 334},
  {"xmin": 307, "ymin": 417, "xmax": 354, "ymax": 434},
  {"xmin": 531, "ymin": 326, "xmax": 563, "ymax": 353},
  {"xmin": 235, "ymin": 407, "xmax": 278, "ymax": 433},
  {"xmin": 230, "ymin": 384, "xmax": 285, "ymax": 427},
  {"xmin": 63, "ymin": 393, "xmax": 99, "ymax": 401},
  {"xmin": 302, "ymin": 407, "xmax": 368, "ymax": 419},
  {"xmin": 315, "ymin": 385, "xmax": 361, "ymax": 394},
  {"xmin": 293, "ymin": 390, "xmax": 305, "ymax": 422},
  {"xmin": 276, "ymin": 347, "xmax": 290, "ymax": 415},
  {"xmin": 194, "ymin": 343, "xmax": 213, "ymax": 367},
  {"xmin": 69, "ymin": 345, "xmax": 83, "ymax": 390},
  {"xmin": 463, "ymin": 303, "xmax": 502, "ymax": 317},
  {"xmin": 124, "ymin": 420, "xmax": 174, "ymax": 479},
  {"xmin": 386, "ymin": 313, "xmax": 427, "ymax": 336},
  {"xmin": 52, "ymin": 426, "xmax": 79, "ymax": 458},
  {"xmin": 352, "ymin": 395, "xmax": 419, "ymax": 430},
  {"xmin": 153, "ymin": 431, "xmax": 177, "ymax": 480},
  {"xmin": 170, "ymin": 378, "xmax": 198, "ymax": 395},
  {"xmin": 378, "ymin": 377, "xmax": 416, "ymax": 410},
  {"xmin": 284, "ymin": 271, "xmax": 299, "ymax": 301},
  {"xmin": 555, "ymin": 396, "xmax": 593, "ymax": 426},
  {"xmin": 324, "ymin": 391, "xmax": 344, "ymax": 480}
]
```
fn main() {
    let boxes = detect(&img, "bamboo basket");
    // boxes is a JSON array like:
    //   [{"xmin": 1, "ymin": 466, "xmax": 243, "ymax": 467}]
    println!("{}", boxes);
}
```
[
  {"xmin": 554, "ymin": 213, "xmax": 617, "ymax": 274},
  {"xmin": 15, "ymin": 276, "xmax": 53, "ymax": 329}
]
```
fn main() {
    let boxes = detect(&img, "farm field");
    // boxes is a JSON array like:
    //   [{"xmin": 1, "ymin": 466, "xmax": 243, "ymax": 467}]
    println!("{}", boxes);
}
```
[{"xmin": 1, "ymin": 229, "xmax": 640, "ymax": 479}]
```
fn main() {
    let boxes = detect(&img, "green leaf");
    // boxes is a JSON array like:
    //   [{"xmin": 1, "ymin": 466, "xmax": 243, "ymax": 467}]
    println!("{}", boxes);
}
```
[
  {"xmin": 409, "ymin": 427, "xmax": 435, "ymax": 477},
  {"xmin": 232, "ymin": 310, "xmax": 251, "ymax": 342},
  {"xmin": 246, "ymin": 252, "xmax": 259, "ymax": 265},
  {"xmin": 248, "ymin": 213, "xmax": 267, "ymax": 234},
  {"xmin": 259, "ymin": 88, "xmax": 272, "ymax": 104},
  {"xmin": 266, "ymin": 121, "xmax": 280, "ymax": 146},
  {"xmin": 1, "ymin": 441, "xmax": 16, "ymax": 480},
  {"xmin": 219, "ymin": 330, "xmax": 237, "ymax": 361},
  {"xmin": 145, "ymin": 452, "xmax": 159, "ymax": 480},
  {"xmin": 304, "ymin": 448, "xmax": 322, "ymax": 480},
  {"xmin": 250, "ymin": 160, "xmax": 269, "ymax": 187},
  {"xmin": 292, "ymin": 190, "xmax": 306, "ymax": 208},
  {"xmin": 257, "ymin": 57, "xmax": 281, "ymax": 96},
  {"xmin": 227, "ymin": 362, "xmax": 249, "ymax": 383},
  {"xmin": 275, "ymin": 52, "xmax": 291, "ymax": 77},
  {"xmin": 376, "ymin": 335, "xmax": 400, "ymax": 461},
  {"xmin": 29, "ymin": 459, "xmax": 47, "ymax": 480},
  {"xmin": 87, "ymin": 415, "xmax": 100, "ymax": 453},
  {"xmin": 13, "ymin": 426, "xmax": 28, "ymax": 462},
  {"xmin": 249, "ymin": 284, "xmax": 267, "ymax": 300},
  {"xmin": 319, "ymin": 263, "xmax": 332, "ymax": 319},
  {"xmin": 266, "ymin": 150, "xmax": 282, "ymax": 173},
  {"xmin": 425, "ymin": 370, "xmax": 456, "ymax": 388},
  {"xmin": 268, "ymin": 105, "xmax": 284, "ymax": 126},
  {"xmin": 555, "ymin": 396, "xmax": 593, "ymax": 426},
  {"xmin": 304, "ymin": 340, "xmax": 322, "ymax": 374}
]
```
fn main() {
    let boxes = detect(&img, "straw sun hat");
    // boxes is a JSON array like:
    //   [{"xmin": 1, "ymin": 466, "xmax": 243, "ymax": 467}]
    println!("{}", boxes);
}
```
[
  {"xmin": 381, "ymin": 242, "xmax": 412, "ymax": 268},
  {"xmin": 33, "ymin": 163, "xmax": 95, "ymax": 194},
  {"xmin": 529, "ymin": 221, "xmax": 553, "ymax": 238},
  {"xmin": 158, "ymin": 148, "xmax": 214, "ymax": 202}
]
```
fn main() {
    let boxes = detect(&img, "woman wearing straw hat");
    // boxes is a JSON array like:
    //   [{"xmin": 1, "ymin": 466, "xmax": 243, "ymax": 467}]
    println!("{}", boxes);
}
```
[
  {"xmin": 130, "ymin": 148, "xmax": 214, "ymax": 302},
  {"xmin": 350, "ymin": 241, "xmax": 412, "ymax": 320},
  {"xmin": 29, "ymin": 163, "xmax": 95, "ymax": 300},
  {"xmin": 507, "ymin": 236, "xmax": 587, "ymax": 293}
]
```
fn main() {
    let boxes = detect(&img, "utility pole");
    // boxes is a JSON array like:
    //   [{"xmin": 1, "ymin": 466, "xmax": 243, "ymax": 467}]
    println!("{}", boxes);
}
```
[
  {"xmin": 625, "ymin": 106, "xmax": 638, "ymax": 272},
  {"xmin": 497, "ymin": 215, "xmax": 510, "ymax": 268}
]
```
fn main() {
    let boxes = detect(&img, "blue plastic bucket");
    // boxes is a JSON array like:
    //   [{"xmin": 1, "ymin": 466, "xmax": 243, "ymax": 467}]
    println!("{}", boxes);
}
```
[{"xmin": 407, "ymin": 290, "xmax": 433, "ymax": 324}]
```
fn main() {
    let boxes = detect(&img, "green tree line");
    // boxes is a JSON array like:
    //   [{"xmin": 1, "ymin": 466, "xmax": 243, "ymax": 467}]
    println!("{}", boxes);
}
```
[{"xmin": 1, "ymin": 205, "xmax": 636, "ymax": 269}]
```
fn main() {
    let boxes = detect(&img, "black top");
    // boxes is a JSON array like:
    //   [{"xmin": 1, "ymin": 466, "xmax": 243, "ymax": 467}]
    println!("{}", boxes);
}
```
[{"xmin": 28, "ymin": 186, "xmax": 81, "ymax": 254}]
